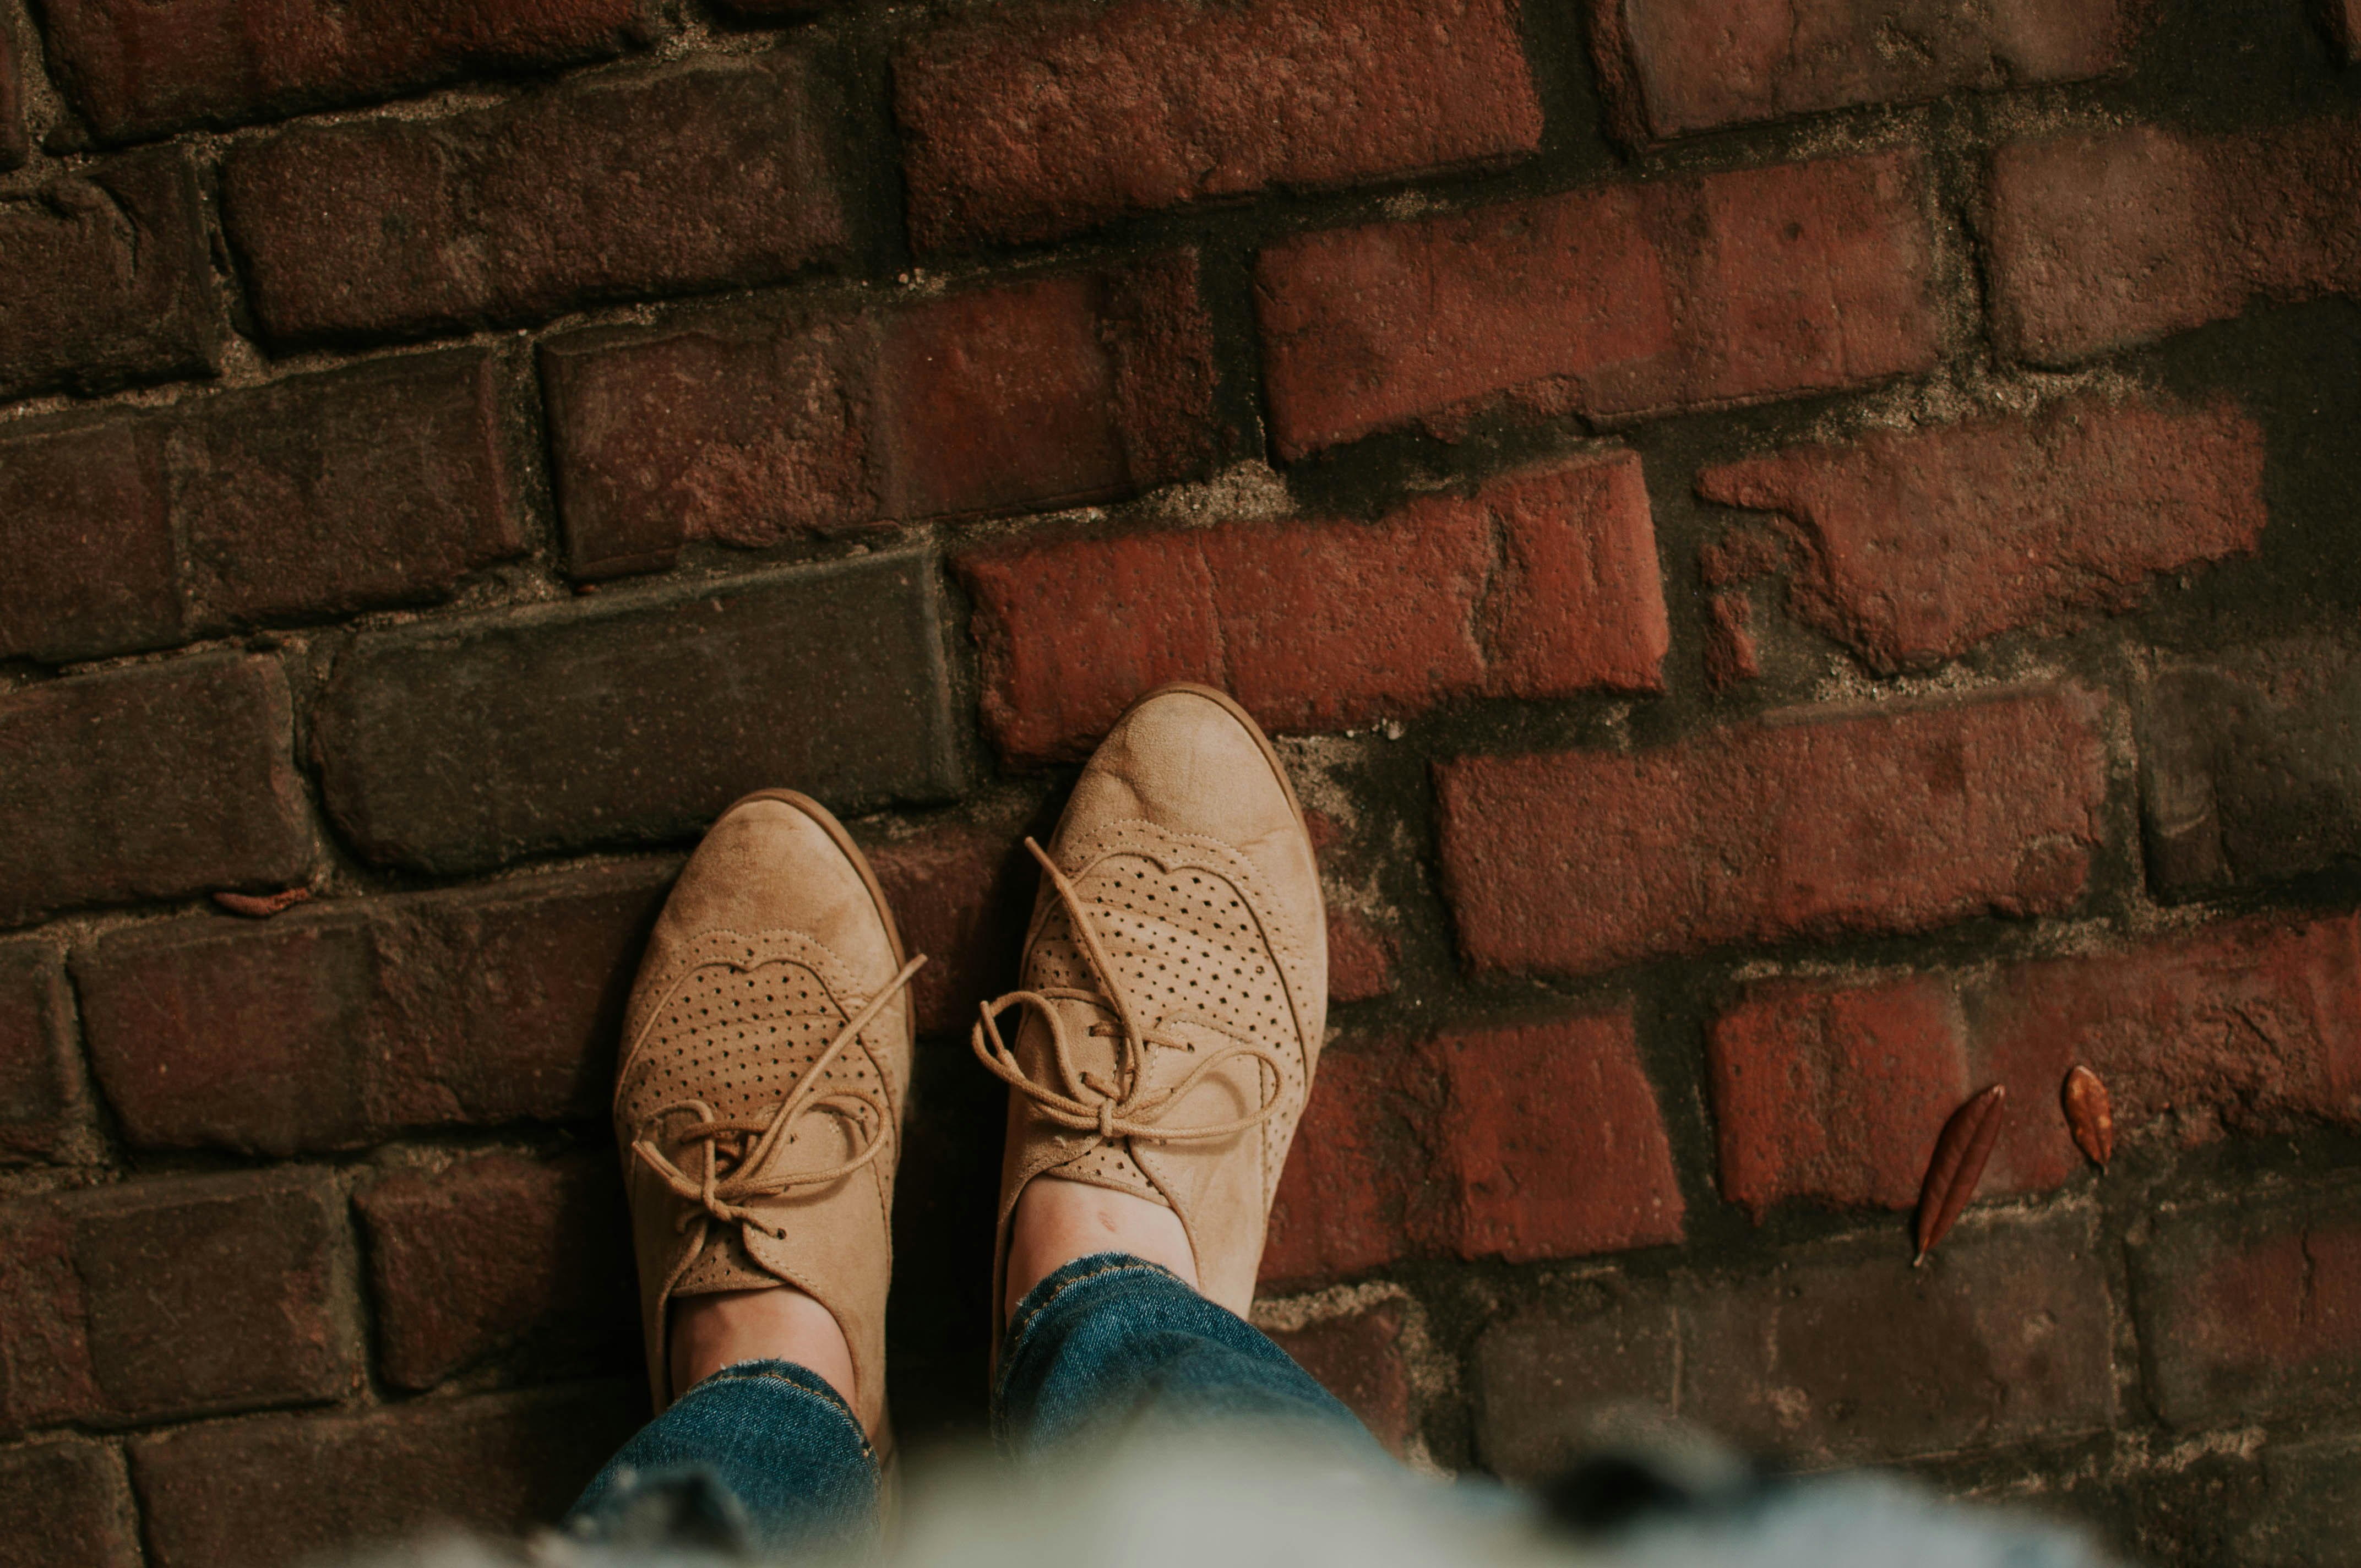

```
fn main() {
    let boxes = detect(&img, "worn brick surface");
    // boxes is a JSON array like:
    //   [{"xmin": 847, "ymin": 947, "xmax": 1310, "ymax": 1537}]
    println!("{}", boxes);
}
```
[
  {"xmin": 1325, "ymin": 908, "xmax": 1399, "ymax": 1003},
  {"xmin": 0, "ymin": 655, "xmax": 312, "ymax": 927},
  {"xmin": 964, "ymin": 454, "xmax": 1667, "ymax": 760},
  {"xmin": 2132, "ymin": 1184, "xmax": 2361, "ymax": 1428},
  {"xmin": 1265, "ymin": 1302, "xmax": 1413, "ymax": 1456},
  {"xmin": 0, "ymin": 19, "xmax": 26, "ymax": 171},
  {"xmin": 0, "ymin": 1170, "xmax": 356, "ymax": 1433},
  {"xmin": 2331, "ymin": 0, "xmax": 2361, "ymax": 64},
  {"xmin": 2138, "ymin": 638, "xmax": 2361, "ymax": 896},
  {"xmin": 1255, "ymin": 150, "xmax": 1935, "ymax": 458},
  {"xmin": 1698, "ymin": 395, "xmax": 2267, "ymax": 671},
  {"xmin": 222, "ymin": 52, "xmax": 845, "ymax": 344},
  {"xmin": 1988, "ymin": 115, "xmax": 2361, "ymax": 364},
  {"xmin": 175, "ymin": 350, "xmax": 525, "ymax": 624},
  {"xmin": 356, "ymin": 1151, "xmax": 632, "ymax": 1391},
  {"xmin": 316, "ymin": 556, "xmax": 958, "ymax": 875},
  {"xmin": 0, "ymin": 943, "xmax": 78, "ymax": 1163},
  {"xmin": 1588, "ymin": 0, "xmax": 2142, "ymax": 144},
  {"xmin": 1709, "ymin": 973, "xmax": 1968, "ymax": 1218},
  {"xmin": 130, "ymin": 1385, "xmax": 640, "ymax": 1568},
  {"xmin": 862, "ymin": 820, "xmax": 1027, "ymax": 1038},
  {"xmin": 1438, "ymin": 684, "xmax": 2107, "ymax": 978},
  {"xmin": 39, "ymin": 0, "xmax": 651, "ymax": 143},
  {"xmin": 74, "ymin": 864, "xmax": 671, "ymax": 1155},
  {"xmin": 1263, "ymin": 1009, "xmax": 1682, "ymax": 1284},
  {"xmin": 0, "ymin": 148, "xmax": 224, "ymax": 402},
  {"xmin": 1473, "ymin": 1277, "xmax": 1680, "ymax": 1479},
  {"xmin": 0, "ymin": 416, "xmax": 178, "ymax": 662},
  {"xmin": 896, "ymin": 0, "xmax": 1541, "ymax": 251},
  {"xmin": 543, "ymin": 257, "xmax": 1216, "ymax": 578},
  {"xmin": 0, "ymin": 1441, "xmax": 142, "ymax": 1568},
  {"xmin": 2239, "ymin": 1434, "xmax": 2361, "ymax": 1565}
]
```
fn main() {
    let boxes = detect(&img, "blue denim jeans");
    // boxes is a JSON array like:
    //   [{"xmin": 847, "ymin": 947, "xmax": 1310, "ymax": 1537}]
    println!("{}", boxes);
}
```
[{"xmin": 564, "ymin": 1254, "xmax": 1374, "ymax": 1556}]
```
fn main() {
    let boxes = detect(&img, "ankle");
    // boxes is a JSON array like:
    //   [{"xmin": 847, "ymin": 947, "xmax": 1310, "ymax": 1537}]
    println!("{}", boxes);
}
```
[
  {"xmin": 669, "ymin": 1285, "xmax": 855, "ymax": 1406},
  {"xmin": 1004, "ymin": 1176, "xmax": 1198, "ymax": 1323}
]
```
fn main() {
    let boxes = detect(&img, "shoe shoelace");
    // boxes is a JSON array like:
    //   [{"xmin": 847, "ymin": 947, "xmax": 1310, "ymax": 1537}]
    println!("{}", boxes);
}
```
[
  {"xmin": 630, "ymin": 954, "xmax": 927, "ymax": 1237},
  {"xmin": 971, "ymin": 837, "xmax": 1288, "ymax": 1145}
]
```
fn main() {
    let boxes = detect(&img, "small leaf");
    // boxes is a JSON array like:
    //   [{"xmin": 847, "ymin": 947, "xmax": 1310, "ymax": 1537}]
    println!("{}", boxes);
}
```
[
  {"xmin": 2063, "ymin": 1065, "xmax": 2114, "ymax": 1170},
  {"xmin": 212, "ymin": 888, "xmax": 312, "ymax": 919},
  {"xmin": 1914, "ymin": 1085, "xmax": 2007, "ymax": 1265}
]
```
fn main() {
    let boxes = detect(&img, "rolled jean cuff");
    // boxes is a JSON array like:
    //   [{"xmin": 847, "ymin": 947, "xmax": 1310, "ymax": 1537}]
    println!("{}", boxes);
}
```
[{"xmin": 566, "ymin": 1358, "xmax": 876, "ymax": 1556}]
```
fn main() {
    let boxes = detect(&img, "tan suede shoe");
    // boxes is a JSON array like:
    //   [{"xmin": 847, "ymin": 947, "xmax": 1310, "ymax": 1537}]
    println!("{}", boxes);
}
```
[
  {"xmin": 975, "ymin": 684, "xmax": 1328, "ymax": 1324},
  {"xmin": 614, "ymin": 790, "xmax": 921, "ymax": 1440}
]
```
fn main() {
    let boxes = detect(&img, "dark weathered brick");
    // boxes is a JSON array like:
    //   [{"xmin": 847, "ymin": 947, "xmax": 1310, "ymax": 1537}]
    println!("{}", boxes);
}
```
[
  {"xmin": 0, "ymin": 416, "xmax": 178, "ymax": 663},
  {"xmin": 2238, "ymin": 1434, "xmax": 2361, "ymax": 1565},
  {"xmin": 37, "ymin": 0, "xmax": 652, "ymax": 143},
  {"xmin": 1265, "ymin": 1302, "xmax": 1414, "ymax": 1456},
  {"xmin": 0, "ymin": 654, "xmax": 313, "ymax": 927},
  {"xmin": 356, "ymin": 1151, "xmax": 633, "ymax": 1391},
  {"xmin": 1588, "ymin": 0, "xmax": 2143, "ymax": 144},
  {"xmin": 1988, "ymin": 115, "xmax": 2361, "ymax": 364},
  {"xmin": 0, "ymin": 1170, "xmax": 358, "ymax": 1433},
  {"xmin": 317, "ymin": 556, "xmax": 958, "ymax": 875},
  {"xmin": 175, "ymin": 350, "xmax": 526, "ymax": 625},
  {"xmin": 74, "ymin": 863, "xmax": 671, "ymax": 1155},
  {"xmin": 962, "ymin": 455, "xmax": 1667, "ymax": 761},
  {"xmin": 222, "ymin": 52, "xmax": 847, "ymax": 344},
  {"xmin": 0, "ymin": 148, "xmax": 224, "ymax": 402},
  {"xmin": 2330, "ymin": 0, "xmax": 2361, "ymax": 64},
  {"xmin": 130, "ymin": 1385, "xmax": 640, "ymax": 1568},
  {"xmin": 1697, "ymin": 394, "xmax": 2267, "ymax": 672},
  {"xmin": 0, "ymin": 943, "xmax": 81, "ymax": 1164},
  {"xmin": 860, "ymin": 819, "xmax": 1030, "ymax": 1038},
  {"xmin": 542, "ymin": 257, "xmax": 1216, "ymax": 579},
  {"xmin": 2137, "ymin": 637, "xmax": 2361, "ymax": 896},
  {"xmin": 1473, "ymin": 1276, "xmax": 1678, "ymax": 1480},
  {"xmin": 0, "ymin": 1440, "xmax": 142, "ymax": 1568},
  {"xmin": 1255, "ymin": 150, "xmax": 1935, "ymax": 458},
  {"xmin": 895, "ymin": 0, "xmax": 1541, "ymax": 251},
  {"xmin": 0, "ymin": 18, "xmax": 27, "ymax": 171},
  {"xmin": 1438, "ymin": 684, "xmax": 2107, "ymax": 978}
]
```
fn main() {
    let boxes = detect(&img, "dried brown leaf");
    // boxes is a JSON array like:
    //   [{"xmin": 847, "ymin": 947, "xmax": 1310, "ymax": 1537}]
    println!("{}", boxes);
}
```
[
  {"xmin": 212, "ymin": 887, "xmax": 313, "ymax": 918},
  {"xmin": 1914, "ymin": 1084, "xmax": 2006, "ymax": 1265},
  {"xmin": 2063, "ymin": 1064, "xmax": 2114, "ymax": 1170}
]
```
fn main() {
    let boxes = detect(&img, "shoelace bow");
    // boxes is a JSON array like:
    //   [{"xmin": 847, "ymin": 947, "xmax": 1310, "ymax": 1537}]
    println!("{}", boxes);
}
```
[
  {"xmin": 971, "ymin": 838, "xmax": 1288, "ymax": 1146},
  {"xmin": 631, "ymin": 954, "xmax": 927, "ymax": 1237}
]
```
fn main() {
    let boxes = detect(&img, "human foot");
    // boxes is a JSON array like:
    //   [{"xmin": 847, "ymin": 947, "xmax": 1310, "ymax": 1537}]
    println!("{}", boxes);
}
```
[
  {"xmin": 614, "ymin": 791, "xmax": 922, "ymax": 1436},
  {"xmin": 977, "ymin": 684, "xmax": 1328, "ymax": 1330}
]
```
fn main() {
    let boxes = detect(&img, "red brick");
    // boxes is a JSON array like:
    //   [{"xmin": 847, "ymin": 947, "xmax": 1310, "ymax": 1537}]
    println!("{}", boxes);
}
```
[
  {"xmin": 0, "ymin": 654, "xmax": 312, "ymax": 927},
  {"xmin": 1263, "ymin": 1007, "xmax": 1680, "ymax": 1284},
  {"xmin": 1255, "ymin": 150, "xmax": 1935, "ymax": 459},
  {"xmin": 962, "ymin": 454, "xmax": 1667, "ymax": 761},
  {"xmin": 0, "ymin": 148, "xmax": 224, "ymax": 402},
  {"xmin": 1702, "ymin": 591, "xmax": 1760, "ymax": 689},
  {"xmin": 1709, "ymin": 974, "xmax": 1969, "ymax": 1219},
  {"xmin": 1437, "ymin": 1014, "xmax": 1685, "ymax": 1263},
  {"xmin": 130, "ymin": 1385, "xmax": 640, "ymax": 1568},
  {"xmin": 38, "ymin": 0, "xmax": 650, "ymax": 143},
  {"xmin": 541, "ymin": 257, "xmax": 1216, "ymax": 579},
  {"xmin": 1265, "ymin": 1302, "xmax": 1414, "ymax": 1456},
  {"xmin": 862, "ymin": 820, "xmax": 1031, "ymax": 1038},
  {"xmin": 74, "ymin": 864, "xmax": 671, "ymax": 1155},
  {"xmin": 0, "ymin": 1170, "xmax": 358, "ymax": 1433},
  {"xmin": 1437, "ymin": 684, "xmax": 2106, "ymax": 978},
  {"xmin": 2137, "ymin": 638, "xmax": 2361, "ymax": 895},
  {"xmin": 1988, "ymin": 116, "xmax": 2361, "ymax": 365},
  {"xmin": 1678, "ymin": 1212, "xmax": 2114, "ymax": 1463},
  {"xmin": 0, "ymin": 19, "xmax": 26, "ymax": 171},
  {"xmin": 0, "ymin": 1440, "xmax": 141, "ymax": 1568},
  {"xmin": 896, "ymin": 0, "xmax": 1540, "ymax": 252},
  {"xmin": 1699, "ymin": 395, "xmax": 2266, "ymax": 671},
  {"xmin": 1970, "ymin": 913, "xmax": 2361, "ymax": 1194},
  {"xmin": 316, "ymin": 555, "xmax": 959, "ymax": 876},
  {"xmin": 2132, "ymin": 1184, "xmax": 2361, "ymax": 1428},
  {"xmin": 176, "ymin": 350, "xmax": 526, "ymax": 625},
  {"xmin": 0, "ymin": 417, "xmax": 178, "ymax": 663},
  {"xmin": 1326, "ymin": 907, "xmax": 1399, "ymax": 1003},
  {"xmin": 355, "ymin": 1151, "xmax": 632, "ymax": 1391},
  {"xmin": 0, "ymin": 943, "xmax": 80, "ymax": 1164},
  {"xmin": 221, "ymin": 51, "xmax": 846, "ymax": 345},
  {"xmin": 1588, "ymin": 0, "xmax": 2143, "ymax": 144}
]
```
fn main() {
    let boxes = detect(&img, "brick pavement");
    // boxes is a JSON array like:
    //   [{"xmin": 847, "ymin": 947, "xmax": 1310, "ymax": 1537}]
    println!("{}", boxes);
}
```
[{"xmin": 2, "ymin": 0, "xmax": 2359, "ymax": 1562}]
